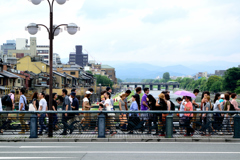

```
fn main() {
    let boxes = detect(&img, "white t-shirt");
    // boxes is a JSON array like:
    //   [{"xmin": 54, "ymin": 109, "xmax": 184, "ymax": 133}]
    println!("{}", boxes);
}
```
[
  {"xmin": 104, "ymin": 99, "xmax": 111, "ymax": 106},
  {"xmin": 39, "ymin": 98, "xmax": 47, "ymax": 111},
  {"xmin": 69, "ymin": 96, "xmax": 73, "ymax": 104},
  {"xmin": 214, "ymin": 100, "xmax": 221, "ymax": 111},
  {"xmin": 83, "ymin": 97, "xmax": 89, "ymax": 103}
]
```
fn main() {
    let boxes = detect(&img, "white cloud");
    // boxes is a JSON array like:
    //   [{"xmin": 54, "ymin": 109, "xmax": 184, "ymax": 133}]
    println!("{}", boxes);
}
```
[{"xmin": 0, "ymin": 0, "xmax": 240, "ymax": 67}]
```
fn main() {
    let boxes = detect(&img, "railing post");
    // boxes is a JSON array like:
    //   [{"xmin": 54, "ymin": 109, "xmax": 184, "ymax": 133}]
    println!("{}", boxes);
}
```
[
  {"xmin": 234, "ymin": 114, "xmax": 240, "ymax": 138},
  {"xmin": 29, "ymin": 114, "xmax": 38, "ymax": 138},
  {"xmin": 98, "ymin": 114, "xmax": 106, "ymax": 138},
  {"xmin": 165, "ymin": 114, "xmax": 173, "ymax": 138}
]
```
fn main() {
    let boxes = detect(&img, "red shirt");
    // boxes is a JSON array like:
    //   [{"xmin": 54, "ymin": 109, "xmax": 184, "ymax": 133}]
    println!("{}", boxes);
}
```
[{"xmin": 184, "ymin": 101, "xmax": 193, "ymax": 117}]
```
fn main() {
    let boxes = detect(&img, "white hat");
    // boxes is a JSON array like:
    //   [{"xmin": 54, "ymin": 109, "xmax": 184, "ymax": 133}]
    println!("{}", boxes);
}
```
[
  {"xmin": 86, "ymin": 91, "xmax": 92, "ymax": 95},
  {"xmin": 220, "ymin": 94, "xmax": 224, "ymax": 98}
]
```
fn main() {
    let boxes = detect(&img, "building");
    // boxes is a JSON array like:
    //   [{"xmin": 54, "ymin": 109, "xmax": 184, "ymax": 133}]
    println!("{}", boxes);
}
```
[
  {"xmin": 53, "ymin": 53, "xmax": 61, "ymax": 65},
  {"xmin": 215, "ymin": 70, "xmax": 226, "ymax": 76},
  {"xmin": 16, "ymin": 56, "xmax": 50, "ymax": 74},
  {"xmin": 101, "ymin": 65, "xmax": 117, "ymax": 84},
  {"xmin": 57, "ymin": 67, "xmax": 80, "ymax": 78},
  {"xmin": 194, "ymin": 72, "xmax": 208, "ymax": 80},
  {"xmin": 68, "ymin": 45, "xmax": 88, "ymax": 67},
  {"xmin": 1, "ymin": 40, "xmax": 16, "ymax": 55}
]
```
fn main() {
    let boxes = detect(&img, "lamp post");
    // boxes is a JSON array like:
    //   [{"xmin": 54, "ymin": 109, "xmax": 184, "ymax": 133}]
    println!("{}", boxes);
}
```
[{"xmin": 26, "ymin": 0, "xmax": 79, "ymax": 137}]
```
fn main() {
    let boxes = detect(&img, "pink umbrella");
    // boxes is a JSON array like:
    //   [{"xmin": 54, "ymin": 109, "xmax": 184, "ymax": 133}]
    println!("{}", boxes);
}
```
[{"xmin": 174, "ymin": 91, "xmax": 196, "ymax": 98}]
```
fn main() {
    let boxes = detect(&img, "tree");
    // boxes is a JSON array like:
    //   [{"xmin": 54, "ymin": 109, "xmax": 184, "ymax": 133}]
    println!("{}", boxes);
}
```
[
  {"xmin": 163, "ymin": 72, "xmax": 170, "ymax": 82},
  {"xmin": 117, "ymin": 78, "xmax": 123, "ymax": 83},
  {"xmin": 223, "ymin": 67, "xmax": 240, "ymax": 92},
  {"xmin": 235, "ymin": 80, "xmax": 240, "ymax": 94},
  {"xmin": 206, "ymin": 76, "xmax": 223, "ymax": 91},
  {"xmin": 86, "ymin": 71, "xmax": 93, "ymax": 75},
  {"xmin": 209, "ymin": 81, "xmax": 223, "ymax": 93},
  {"xmin": 94, "ymin": 75, "xmax": 113, "ymax": 87},
  {"xmin": 175, "ymin": 77, "xmax": 182, "ymax": 83}
]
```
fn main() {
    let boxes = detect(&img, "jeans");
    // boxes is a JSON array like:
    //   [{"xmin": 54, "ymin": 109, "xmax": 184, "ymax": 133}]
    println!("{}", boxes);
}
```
[
  {"xmin": 184, "ymin": 116, "xmax": 194, "ymax": 135},
  {"xmin": 53, "ymin": 114, "xmax": 58, "ymax": 127},
  {"xmin": 39, "ymin": 114, "xmax": 47, "ymax": 134}
]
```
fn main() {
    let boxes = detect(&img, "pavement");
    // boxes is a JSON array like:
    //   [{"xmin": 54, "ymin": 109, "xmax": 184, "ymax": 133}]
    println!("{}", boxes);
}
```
[{"xmin": 0, "ymin": 142, "xmax": 240, "ymax": 160}]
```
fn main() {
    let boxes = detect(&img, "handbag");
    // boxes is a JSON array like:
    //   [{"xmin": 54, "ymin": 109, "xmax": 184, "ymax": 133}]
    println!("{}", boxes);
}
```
[
  {"xmin": 28, "ymin": 103, "xmax": 35, "ymax": 111},
  {"xmin": 106, "ymin": 105, "xmax": 115, "ymax": 117}
]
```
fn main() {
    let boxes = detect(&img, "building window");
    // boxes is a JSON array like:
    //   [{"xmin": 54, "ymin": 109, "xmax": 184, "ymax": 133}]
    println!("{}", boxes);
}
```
[
  {"xmin": 18, "ymin": 79, "xmax": 21, "ymax": 83},
  {"xmin": 70, "ymin": 72, "xmax": 76, "ymax": 75}
]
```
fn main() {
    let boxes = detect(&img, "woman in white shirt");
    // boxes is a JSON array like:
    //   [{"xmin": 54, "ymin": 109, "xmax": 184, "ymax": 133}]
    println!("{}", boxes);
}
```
[{"xmin": 104, "ymin": 92, "xmax": 117, "ymax": 136}]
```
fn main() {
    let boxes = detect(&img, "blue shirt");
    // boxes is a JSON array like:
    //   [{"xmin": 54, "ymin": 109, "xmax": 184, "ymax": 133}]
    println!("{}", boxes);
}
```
[
  {"xmin": 130, "ymin": 101, "xmax": 139, "ymax": 117},
  {"xmin": 219, "ymin": 99, "xmax": 224, "ymax": 103},
  {"xmin": 19, "ymin": 95, "xmax": 27, "ymax": 111}
]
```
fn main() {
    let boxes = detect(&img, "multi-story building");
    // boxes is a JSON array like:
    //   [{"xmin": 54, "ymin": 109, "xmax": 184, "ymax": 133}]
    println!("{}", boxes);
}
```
[
  {"xmin": 1, "ymin": 40, "xmax": 16, "ymax": 55},
  {"xmin": 215, "ymin": 70, "xmax": 226, "ymax": 76},
  {"xmin": 68, "ymin": 45, "xmax": 88, "ymax": 67},
  {"xmin": 101, "ymin": 65, "xmax": 117, "ymax": 84},
  {"xmin": 195, "ymin": 72, "xmax": 208, "ymax": 80}
]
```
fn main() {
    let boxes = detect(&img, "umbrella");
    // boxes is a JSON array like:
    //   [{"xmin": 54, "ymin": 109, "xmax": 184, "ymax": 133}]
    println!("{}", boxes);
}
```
[{"xmin": 174, "ymin": 91, "xmax": 196, "ymax": 98}]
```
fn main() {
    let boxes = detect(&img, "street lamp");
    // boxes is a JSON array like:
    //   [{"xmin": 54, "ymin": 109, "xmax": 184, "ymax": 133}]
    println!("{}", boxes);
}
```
[{"xmin": 26, "ymin": 0, "xmax": 79, "ymax": 137}]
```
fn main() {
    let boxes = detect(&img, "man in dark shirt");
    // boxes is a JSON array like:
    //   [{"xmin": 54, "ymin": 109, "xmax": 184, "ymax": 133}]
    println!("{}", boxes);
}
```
[
  {"xmin": 52, "ymin": 93, "xmax": 58, "ymax": 130},
  {"xmin": 135, "ymin": 87, "xmax": 142, "ymax": 110},
  {"xmin": 69, "ymin": 92, "xmax": 79, "ymax": 134}
]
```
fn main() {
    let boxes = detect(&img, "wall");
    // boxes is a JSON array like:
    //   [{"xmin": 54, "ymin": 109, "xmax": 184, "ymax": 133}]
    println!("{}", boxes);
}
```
[
  {"xmin": 17, "ymin": 56, "xmax": 49, "ymax": 74},
  {"xmin": 57, "ymin": 68, "xmax": 79, "ymax": 78}
]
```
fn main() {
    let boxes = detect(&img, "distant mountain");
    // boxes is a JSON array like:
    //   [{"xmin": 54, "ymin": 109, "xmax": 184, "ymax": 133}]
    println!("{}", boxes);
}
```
[{"xmin": 114, "ymin": 63, "xmax": 198, "ymax": 80}]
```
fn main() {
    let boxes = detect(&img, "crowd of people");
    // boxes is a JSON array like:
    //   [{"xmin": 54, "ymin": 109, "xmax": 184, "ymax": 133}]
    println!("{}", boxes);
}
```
[{"xmin": 0, "ymin": 87, "xmax": 239, "ymax": 136}]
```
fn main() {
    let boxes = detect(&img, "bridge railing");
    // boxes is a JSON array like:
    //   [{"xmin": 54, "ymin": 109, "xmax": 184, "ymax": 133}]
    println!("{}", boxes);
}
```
[{"xmin": 0, "ymin": 111, "xmax": 240, "ymax": 138}]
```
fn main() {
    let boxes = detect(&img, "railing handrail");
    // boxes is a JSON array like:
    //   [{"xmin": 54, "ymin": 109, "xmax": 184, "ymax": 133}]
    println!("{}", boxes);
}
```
[{"xmin": 1, "ymin": 111, "xmax": 240, "ymax": 114}]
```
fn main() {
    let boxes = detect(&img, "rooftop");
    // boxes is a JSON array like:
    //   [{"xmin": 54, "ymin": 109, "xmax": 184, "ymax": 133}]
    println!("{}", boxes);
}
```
[{"xmin": 101, "ymin": 65, "xmax": 114, "ymax": 69}]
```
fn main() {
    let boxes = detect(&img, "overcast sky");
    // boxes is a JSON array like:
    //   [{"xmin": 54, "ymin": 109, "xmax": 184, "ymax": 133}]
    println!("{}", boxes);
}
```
[{"xmin": 0, "ymin": 0, "xmax": 240, "ymax": 67}]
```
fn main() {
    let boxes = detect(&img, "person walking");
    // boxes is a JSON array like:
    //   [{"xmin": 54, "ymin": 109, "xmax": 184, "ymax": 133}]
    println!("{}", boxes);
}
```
[
  {"xmin": 128, "ymin": 95, "xmax": 140, "ymax": 134},
  {"xmin": 135, "ymin": 87, "xmax": 142, "ymax": 110},
  {"xmin": 124, "ymin": 90, "xmax": 132, "ymax": 108},
  {"xmin": 202, "ymin": 96, "xmax": 213, "ymax": 136},
  {"xmin": 183, "ymin": 96, "xmax": 194, "ymax": 136},
  {"xmin": 104, "ymin": 92, "xmax": 117, "ymax": 136},
  {"xmin": 176, "ymin": 97, "xmax": 185, "ymax": 134},
  {"xmin": 0, "ymin": 90, "xmax": 15, "ymax": 134},
  {"xmin": 119, "ymin": 94, "xmax": 128, "ymax": 131},
  {"xmin": 156, "ymin": 93, "xmax": 168, "ymax": 136},
  {"xmin": 141, "ymin": 88, "xmax": 150, "ymax": 121},
  {"xmin": 18, "ymin": 88, "xmax": 28, "ymax": 134},
  {"xmin": 38, "ymin": 92, "xmax": 48, "ymax": 136},
  {"xmin": 213, "ymin": 93, "xmax": 223, "ymax": 133},
  {"xmin": 231, "ymin": 93, "xmax": 240, "ymax": 111},
  {"xmin": 69, "ymin": 89, "xmax": 76, "ymax": 105},
  {"xmin": 31, "ymin": 92, "xmax": 39, "ymax": 111},
  {"xmin": 192, "ymin": 89, "xmax": 199, "ymax": 129},
  {"xmin": 69, "ymin": 92, "xmax": 79, "ymax": 134},
  {"xmin": 82, "ymin": 91, "xmax": 92, "ymax": 130},
  {"xmin": 88, "ymin": 88, "xmax": 94, "ymax": 105},
  {"xmin": 147, "ymin": 94, "xmax": 157, "ymax": 134},
  {"xmin": 222, "ymin": 93, "xmax": 232, "ymax": 134},
  {"xmin": 52, "ymin": 93, "xmax": 58, "ymax": 130},
  {"xmin": 60, "ymin": 89, "xmax": 72, "ymax": 135},
  {"xmin": 106, "ymin": 87, "xmax": 114, "ymax": 107}
]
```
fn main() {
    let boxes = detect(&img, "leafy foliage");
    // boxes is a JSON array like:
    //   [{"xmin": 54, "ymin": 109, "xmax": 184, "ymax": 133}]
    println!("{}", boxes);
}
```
[
  {"xmin": 163, "ymin": 72, "xmax": 170, "ymax": 82},
  {"xmin": 223, "ymin": 67, "xmax": 240, "ymax": 92},
  {"xmin": 94, "ymin": 75, "xmax": 113, "ymax": 87}
]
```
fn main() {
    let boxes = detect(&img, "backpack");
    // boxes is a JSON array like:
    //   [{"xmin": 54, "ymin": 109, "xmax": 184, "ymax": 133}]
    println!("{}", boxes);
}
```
[
  {"xmin": 2, "ymin": 94, "xmax": 12, "ymax": 107},
  {"xmin": 170, "ymin": 100, "xmax": 176, "ymax": 111},
  {"xmin": 158, "ymin": 99, "xmax": 167, "ymax": 111}
]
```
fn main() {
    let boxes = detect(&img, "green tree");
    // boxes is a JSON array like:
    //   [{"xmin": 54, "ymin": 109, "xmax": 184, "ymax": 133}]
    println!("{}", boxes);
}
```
[
  {"xmin": 86, "ymin": 71, "xmax": 93, "ymax": 75},
  {"xmin": 206, "ymin": 76, "xmax": 223, "ymax": 90},
  {"xmin": 163, "ymin": 72, "xmax": 170, "ymax": 82},
  {"xmin": 175, "ymin": 77, "xmax": 182, "ymax": 83},
  {"xmin": 94, "ymin": 75, "xmax": 113, "ymax": 87},
  {"xmin": 209, "ymin": 81, "xmax": 223, "ymax": 93},
  {"xmin": 234, "ymin": 80, "xmax": 240, "ymax": 94},
  {"xmin": 223, "ymin": 67, "xmax": 240, "ymax": 92}
]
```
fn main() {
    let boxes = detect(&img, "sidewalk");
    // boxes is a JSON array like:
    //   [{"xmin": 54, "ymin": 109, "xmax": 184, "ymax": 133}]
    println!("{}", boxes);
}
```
[{"xmin": 1, "ymin": 134, "xmax": 240, "ymax": 143}]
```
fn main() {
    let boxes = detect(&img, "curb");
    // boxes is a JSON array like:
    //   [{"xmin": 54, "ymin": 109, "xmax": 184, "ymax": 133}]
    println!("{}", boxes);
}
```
[{"xmin": 1, "ymin": 138, "xmax": 240, "ymax": 142}]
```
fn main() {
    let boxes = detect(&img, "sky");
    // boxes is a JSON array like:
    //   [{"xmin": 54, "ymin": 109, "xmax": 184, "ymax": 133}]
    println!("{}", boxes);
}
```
[{"xmin": 0, "ymin": 0, "xmax": 240, "ymax": 67}]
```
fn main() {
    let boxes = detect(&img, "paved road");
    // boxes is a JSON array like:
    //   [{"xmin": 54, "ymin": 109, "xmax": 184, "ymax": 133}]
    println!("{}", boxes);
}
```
[{"xmin": 0, "ymin": 142, "xmax": 240, "ymax": 160}]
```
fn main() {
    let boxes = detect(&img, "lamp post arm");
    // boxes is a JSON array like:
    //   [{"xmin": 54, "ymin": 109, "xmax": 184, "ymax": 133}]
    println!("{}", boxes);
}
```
[
  {"xmin": 47, "ymin": 0, "xmax": 55, "ymax": 12},
  {"xmin": 37, "ymin": 24, "xmax": 50, "ymax": 34},
  {"xmin": 53, "ymin": 24, "xmax": 68, "ymax": 34}
]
